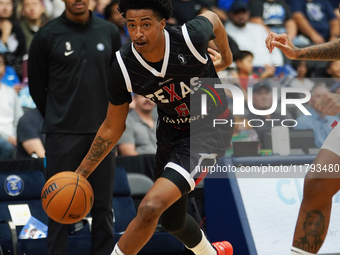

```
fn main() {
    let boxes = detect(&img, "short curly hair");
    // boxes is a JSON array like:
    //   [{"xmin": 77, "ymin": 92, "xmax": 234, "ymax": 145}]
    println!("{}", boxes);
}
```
[{"xmin": 118, "ymin": 0, "xmax": 173, "ymax": 20}]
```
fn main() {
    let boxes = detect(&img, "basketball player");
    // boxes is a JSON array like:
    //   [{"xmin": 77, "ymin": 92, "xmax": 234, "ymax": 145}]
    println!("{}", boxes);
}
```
[
  {"xmin": 76, "ymin": 0, "xmax": 234, "ymax": 254},
  {"xmin": 265, "ymin": 24, "xmax": 340, "ymax": 255}
]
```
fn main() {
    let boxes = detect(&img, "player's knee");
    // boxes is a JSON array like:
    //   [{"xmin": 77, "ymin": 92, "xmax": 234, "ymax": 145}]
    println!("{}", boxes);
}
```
[{"xmin": 137, "ymin": 198, "xmax": 164, "ymax": 223}]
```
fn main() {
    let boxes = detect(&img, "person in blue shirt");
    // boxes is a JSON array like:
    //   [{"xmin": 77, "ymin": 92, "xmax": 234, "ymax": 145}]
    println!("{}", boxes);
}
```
[
  {"xmin": 294, "ymin": 84, "xmax": 339, "ymax": 147},
  {"xmin": 286, "ymin": 0, "xmax": 339, "ymax": 44}
]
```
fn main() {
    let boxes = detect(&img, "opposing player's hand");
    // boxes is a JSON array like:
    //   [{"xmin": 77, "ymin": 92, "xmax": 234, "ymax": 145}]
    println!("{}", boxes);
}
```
[
  {"xmin": 315, "ymin": 93, "xmax": 340, "ymax": 116},
  {"xmin": 265, "ymin": 32, "xmax": 297, "ymax": 59}
]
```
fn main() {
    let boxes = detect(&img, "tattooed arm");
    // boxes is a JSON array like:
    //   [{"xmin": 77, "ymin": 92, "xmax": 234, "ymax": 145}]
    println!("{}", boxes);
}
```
[
  {"xmin": 75, "ymin": 102, "xmax": 129, "ymax": 178},
  {"xmin": 265, "ymin": 32, "xmax": 340, "ymax": 60}
]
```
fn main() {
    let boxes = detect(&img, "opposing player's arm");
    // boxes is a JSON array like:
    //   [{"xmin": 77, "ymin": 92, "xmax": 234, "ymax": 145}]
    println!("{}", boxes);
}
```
[
  {"xmin": 76, "ymin": 102, "xmax": 129, "ymax": 178},
  {"xmin": 199, "ymin": 11, "xmax": 233, "ymax": 72},
  {"xmin": 266, "ymin": 32, "xmax": 340, "ymax": 60}
]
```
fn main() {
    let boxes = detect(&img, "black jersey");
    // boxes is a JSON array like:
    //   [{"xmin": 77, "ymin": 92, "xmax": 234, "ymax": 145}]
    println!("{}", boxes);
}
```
[{"xmin": 108, "ymin": 16, "xmax": 229, "ymax": 131}]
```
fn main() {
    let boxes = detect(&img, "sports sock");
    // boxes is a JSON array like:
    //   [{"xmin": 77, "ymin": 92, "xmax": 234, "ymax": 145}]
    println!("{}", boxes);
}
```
[
  {"xmin": 186, "ymin": 230, "xmax": 217, "ymax": 255},
  {"xmin": 291, "ymin": 246, "xmax": 317, "ymax": 255},
  {"xmin": 111, "ymin": 243, "xmax": 125, "ymax": 255}
]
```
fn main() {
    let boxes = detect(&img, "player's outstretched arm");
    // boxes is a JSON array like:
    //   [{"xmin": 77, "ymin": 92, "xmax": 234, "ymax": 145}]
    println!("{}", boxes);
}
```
[
  {"xmin": 199, "ymin": 11, "xmax": 233, "ymax": 72},
  {"xmin": 75, "ymin": 102, "xmax": 129, "ymax": 178},
  {"xmin": 266, "ymin": 32, "xmax": 340, "ymax": 61}
]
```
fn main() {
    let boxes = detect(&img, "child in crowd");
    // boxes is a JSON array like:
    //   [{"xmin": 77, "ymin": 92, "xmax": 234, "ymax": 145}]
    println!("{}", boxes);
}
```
[
  {"xmin": 290, "ymin": 60, "xmax": 315, "ymax": 94},
  {"xmin": 225, "ymin": 50, "xmax": 275, "ymax": 100}
]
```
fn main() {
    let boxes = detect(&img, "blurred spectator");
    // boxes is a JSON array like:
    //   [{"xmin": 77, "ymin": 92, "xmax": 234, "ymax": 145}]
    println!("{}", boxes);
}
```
[
  {"xmin": 232, "ymin": 116, "xmax": 259, "ymax": 141},
  {"xmin": 104, "ymin": 0, "xmax": 129, "ymax": 45},
  {"xmin": 43, "ymin": 0, "xmax": 64, "ymax": 20},
  {"xmin": 249, "ymin": 0, "xmax": 297, "ymax": 41},
  {"xmin": 20, "ymin": 0, "xmax": 47, "ymax": 52},
  {"xmin": 290, "ymin": 60, "xmax": 315, "ymax": 92},
  {"xmin": 0, "ymin": 0, "xmax": 26, "ymax": 79},
  {"xmin": 93, "ymin": 0, "xmax": 110, "ymax": 19},
  {"xmin": 287, "ymin": 0, "xmax": 339, "ymax": 44},
  {"xmin": 326, "ymin": 60, "xmax": 340, "ymax": 91},
  {"xmin": 225, "ymin": 50, "xmax": 275, "ymax": 99},
  {"xmin": 0, "ymin": 53, "xmax": 21, "ymax": 92},
  {"xmin": 294, "ymin": 84, "xmax": 338, "ymax": 147},
  {"xmin": 0, "ymin": 82, "xmax": 23, "ymax": 159},
  {"xmin": 246, "ymin": 80, "xmax": 285, "ymax": 148},
  {"xmin": 169, "ymin": 0, "xmax": 227, "ymax": 25},
  {"xmin": 16, "ymin": 107, "xmax": 45, "ymax": 158},
  {"xmin": 217, "ymin": 0, "xmax": 249, "ymax": 12},
  {"xmin": 88, "ymin": 0, "xmax": 97, "ymax": 11},
  {"xmin": 117, "ymin": 94, "xmax": 157, "ymax": 156},
  {"xmin": 328, "ymin": 0, "xmax": 340, "ymax": 25},
  {"xmin": 225, "ymin": 1, "xmax": 284, "ymax": 68}
]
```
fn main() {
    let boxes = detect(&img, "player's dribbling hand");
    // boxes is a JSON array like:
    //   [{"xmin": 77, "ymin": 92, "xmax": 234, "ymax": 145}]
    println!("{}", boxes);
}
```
[
  {"xmin": 265, "ymin": 32, "xmax": 297, "ymax": 59},
  {"xmin": 315, "ymin": 93, "xmax": 340, "ymax": 116}
]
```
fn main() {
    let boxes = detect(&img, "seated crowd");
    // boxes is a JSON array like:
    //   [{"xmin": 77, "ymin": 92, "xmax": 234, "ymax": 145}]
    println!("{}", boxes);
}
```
[{"xmin": 0, "ymin": 0, "xmax": 339, "ymax": 159}]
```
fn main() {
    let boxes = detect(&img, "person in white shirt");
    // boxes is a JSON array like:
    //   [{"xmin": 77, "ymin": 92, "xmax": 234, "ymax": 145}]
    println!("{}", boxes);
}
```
[
  {"xmin": 225, "ymin": 0, "xmax": 284, "ymax": 68},
  {"xmin": 0, "ymin": 82, "xmax": 23, "ymax": 159}
]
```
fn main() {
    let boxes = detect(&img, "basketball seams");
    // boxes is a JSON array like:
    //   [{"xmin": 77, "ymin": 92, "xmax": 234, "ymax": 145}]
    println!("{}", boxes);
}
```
[
  {"xmin": 60, "ymin": 174, "xmax": 79, "ymax": 222},
  {"xmin": 44, "ymin": 183, "xmax": 75, "ymax": 211},
  {"xmin": 77, "ymin": 185, "xmax": 88, "ymax": 218},
  {"xmin": 78, "ymin": 178, "xmax": 93, "ymax": 192}
]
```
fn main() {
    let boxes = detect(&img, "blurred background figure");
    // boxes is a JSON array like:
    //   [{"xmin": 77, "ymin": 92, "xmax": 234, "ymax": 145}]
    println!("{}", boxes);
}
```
[
  {"xmin": 16, "ymin": 107, "xmax": 45, "ymax": 158},
  {"xmin": 93, "ymin": 0, "xmax": 110, "ymax": 18},
  {"xmin": 0, "ymin": 0, "xmax": 26, "ymax": 80},
  {"xmin": 169, "ymin": 0, "xmax": 227, "ymax": 25},
  {"xmin": 286, "ymin": 0, "xmax": 339, "ymax": 45},
  {"xmin": 104, "ymin": 0, "xmax": 129, "ymax": 45},
  {"xmin": 248, "ymin": 0, "xmax": 297, "ymax": 42},
  {"xmin": 19, "ymin": 0, "xmax": 47, "ymax": 52},
  {"xmin": 225, "ymin": 1, "xmax": 284, "ymax": 69},
  {"xmin": 117, "ymin": 94, "xmax": 157, "ymax": 156},
  {"xmin": 0, "ymin": 79, "xmax": 23, "ymax": 159},
  {"xmin": 290, "ymin": 60, "xmax": 315, "ymax": 92},
  {"xmin": 294, "ymin": 84, "xmax": 339, "ymax": 147},
  {"xmin": 246, "ymin": 81, "xmax": 285, "ymax": 148}
]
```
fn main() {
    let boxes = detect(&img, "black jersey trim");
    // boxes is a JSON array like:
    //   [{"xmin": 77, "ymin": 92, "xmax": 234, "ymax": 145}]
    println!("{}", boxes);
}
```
[
  {"xmin": 181, "ymin": 24, "xmax": 208, "ymax": 64},
  {"xmin": 131, "ymin": 30, "xmax": 170, "ymax": 78}
]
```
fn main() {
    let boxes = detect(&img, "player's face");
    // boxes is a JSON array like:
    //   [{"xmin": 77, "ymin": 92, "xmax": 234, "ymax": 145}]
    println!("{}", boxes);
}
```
[{"xmin": 126, "ymin": 9, "xmax": 166, "ymax": 60}]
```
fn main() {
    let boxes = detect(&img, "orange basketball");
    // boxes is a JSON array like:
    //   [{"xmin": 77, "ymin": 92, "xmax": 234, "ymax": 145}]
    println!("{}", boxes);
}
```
[{"xmin": 41, "ymin": 171, "xmax": 94, "ymax": 224}]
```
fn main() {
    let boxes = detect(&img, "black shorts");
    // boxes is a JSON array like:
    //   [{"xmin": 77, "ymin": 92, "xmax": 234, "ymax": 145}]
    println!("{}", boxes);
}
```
[{"xmin": 155, "ymin": 115, "xmax": 233, "ymax": 195}]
